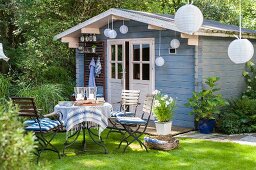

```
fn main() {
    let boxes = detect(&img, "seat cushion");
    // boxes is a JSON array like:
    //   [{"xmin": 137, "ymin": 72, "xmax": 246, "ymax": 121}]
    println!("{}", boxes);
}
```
[
  {"xmin": 116, "ymin": 117, "xmax": 147, "ymax": 125},
  {"xmin": 24, "ymin": 118, "xmax": 52, "ymax": 126},
  {"xmin": 111, "ymin": 111, "xmax": 135, "ymax": 117},
  {"xmin": 25, "ymin": 119, "xmax": 60, "ymax": 131}
]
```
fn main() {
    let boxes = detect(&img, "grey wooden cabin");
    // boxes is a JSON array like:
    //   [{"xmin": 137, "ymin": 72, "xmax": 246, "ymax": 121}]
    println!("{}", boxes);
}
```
[{"xmin": 54, "ymin": 8, "xmax": 256, "ymax": 128}]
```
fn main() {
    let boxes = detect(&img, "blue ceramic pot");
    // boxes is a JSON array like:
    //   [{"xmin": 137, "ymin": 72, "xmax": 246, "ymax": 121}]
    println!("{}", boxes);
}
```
[{"xmin": 198, "ymin": 119, "xmax": 216, "ymax": 134}]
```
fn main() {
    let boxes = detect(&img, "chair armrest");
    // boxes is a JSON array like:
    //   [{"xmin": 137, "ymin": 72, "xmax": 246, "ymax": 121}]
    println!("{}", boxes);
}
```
[{"xmin": 43, "ymin": 112, "xmax": 60, "ymax": 118}]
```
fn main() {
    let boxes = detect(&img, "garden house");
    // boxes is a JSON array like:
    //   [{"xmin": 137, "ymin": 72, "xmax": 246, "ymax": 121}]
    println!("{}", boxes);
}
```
[{"xmin": 54, "ymin": 8, "xmax": 256, "ymax": 128}]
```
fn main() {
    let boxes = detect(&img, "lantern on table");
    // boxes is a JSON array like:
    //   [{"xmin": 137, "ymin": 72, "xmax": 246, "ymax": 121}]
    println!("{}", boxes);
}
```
[{"xmin": 74, "ymin": 87, "xmax": 86, "ymax": 101}]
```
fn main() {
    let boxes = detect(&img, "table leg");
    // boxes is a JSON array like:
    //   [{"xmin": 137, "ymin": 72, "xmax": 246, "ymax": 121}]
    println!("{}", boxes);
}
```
[
  {"xmin": 82, "ymin": 127, "xmax": 86, "ymax": 151},
  {"xmin": 63, "ymin": 130, "xmax": 80, "ymax": 156},
  {"xmin": 87, "ymin": 126, "xmax": 108, "ymax": 154}
]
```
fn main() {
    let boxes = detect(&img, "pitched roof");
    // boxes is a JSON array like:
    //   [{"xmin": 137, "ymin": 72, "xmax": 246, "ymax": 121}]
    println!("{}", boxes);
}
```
[{"xmin": 54, "ymin": 8, "xmax": 256, "ymax": 40}]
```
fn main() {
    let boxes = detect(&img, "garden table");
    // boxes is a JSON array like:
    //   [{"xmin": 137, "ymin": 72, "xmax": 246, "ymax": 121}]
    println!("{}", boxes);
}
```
[{"xmin": 54, "ymin": 102, "xmax": 112, "ymax": 154}]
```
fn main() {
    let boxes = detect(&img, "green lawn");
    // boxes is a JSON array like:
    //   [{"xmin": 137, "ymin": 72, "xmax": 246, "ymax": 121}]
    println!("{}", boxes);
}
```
[{"xmin": 40, "ymin": 130, "xmax": 256, "ymax": 170}]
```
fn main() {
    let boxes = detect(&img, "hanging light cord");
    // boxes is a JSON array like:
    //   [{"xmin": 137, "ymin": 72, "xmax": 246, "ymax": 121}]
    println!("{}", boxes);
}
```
[
  {"xmin": 239, "ymin": 0, "xmax": 242, "ymax": 39},
  {"xmin": 107, "ymin": 18, "xmax": 109, "ymax": 29},
  {"xmin": 159, "ymin": 30, "xmax": 161, "ymax": 56},
  {"xmin": 112, "ymin": 17, "xmax": 113, "ymax": 30}
]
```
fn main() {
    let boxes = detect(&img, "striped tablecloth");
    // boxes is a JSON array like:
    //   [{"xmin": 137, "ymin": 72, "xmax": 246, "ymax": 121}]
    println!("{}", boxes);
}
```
[{"xmin": 54, "ymin": 102, "xmax": 112, "ymax": 136}]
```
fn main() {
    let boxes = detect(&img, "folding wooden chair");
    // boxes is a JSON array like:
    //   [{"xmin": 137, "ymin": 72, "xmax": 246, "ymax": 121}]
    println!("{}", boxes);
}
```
[
  {"xmin": 11, "ymin": 97, "xmax": 62, "ymax": 162},
  {"xmin": 115, "ymin": 94, "xmax": 155, "ymax": 153},
  {"xmin": 106, "ymin": 90, "xmax": 140, "ymax": 138}
]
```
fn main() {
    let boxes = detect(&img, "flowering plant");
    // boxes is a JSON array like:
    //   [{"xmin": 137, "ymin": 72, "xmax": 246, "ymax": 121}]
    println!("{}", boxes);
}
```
[{"xmin": 152, "ymin": 90, "xmax": 176, "ymax": 122}]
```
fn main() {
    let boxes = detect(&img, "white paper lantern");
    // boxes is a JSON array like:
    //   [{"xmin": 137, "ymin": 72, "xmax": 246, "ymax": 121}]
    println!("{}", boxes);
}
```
[
  {"xmin": 108, "ymin": 29, "xmax": 117, "ymax": 39},
  {"xmin": 174, "ymin": 4, "xmax": 203, "ymax": 34},
  {"xmin": 104, "ymin": 28, "xmax": 111, "ymax": 37},
  {"xmin": 120, "ymin": 25, "xmax": 128, "ymax": 34},
  {"xmin": 228, "ymin": 39, "xmax": 254, "ymax": 64},
  {"xmin": 170, "ymin": 39, "xmax": 180, "ymax": 49},
  {"xmin": 155, "ymin": 57, "xmax": 165, "ymax": 66}
]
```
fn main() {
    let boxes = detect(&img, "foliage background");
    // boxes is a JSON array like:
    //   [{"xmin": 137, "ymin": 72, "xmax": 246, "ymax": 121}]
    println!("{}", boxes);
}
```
[{"xmin": 0, "ymin": 0, "xmax": 255, "ymax": 112}]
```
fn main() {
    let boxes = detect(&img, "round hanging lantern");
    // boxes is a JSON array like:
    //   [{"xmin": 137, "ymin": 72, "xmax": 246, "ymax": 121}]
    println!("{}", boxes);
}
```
[
  {"xmin": 155, "ymin": 57, "xmax": 165, "ymax": 66},
  {"xmin": 174, "ymin": 4, "xmax": 203, "ymax": 34},
  {"xmin": 170, "ymin": 39, "xmax": 180, "ymax": 49},
  {"xmin": 120, "ymin": 25, "xmax": 128, "ymax": 34},
  {"xmin": 228, "ymin": 39, "xmax": 254, "ymax": 64},
  {"xmin": 104, "ymin": 28, "xmax": 111, "ymax": 37},
  {"xmin": 108, "ymin": 29, "xmax": 117, "ymax": 39}
]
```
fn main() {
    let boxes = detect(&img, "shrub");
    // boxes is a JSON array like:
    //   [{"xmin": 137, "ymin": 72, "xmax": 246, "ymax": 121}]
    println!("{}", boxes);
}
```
[
  {"xmin": 17, "ymin": 84, "xmax": 65, "ymax": 114},
  {"xmin": 242, "ymin": 61, "xmax": 256, "ymax": 99},
  {"xmin": 0, "ymin": 75, "xmax": 10, "ymax": 98},
  {"xmin": 185, "ymin": 77, "xmax": 226, "ymax": 121},
  {"xmin": 217, "ymin": 98, "xmax": 256, "ymax": 134},
  {"xmin": 0, "ymin": 100, "xmax": 35, "ymax": 169}
]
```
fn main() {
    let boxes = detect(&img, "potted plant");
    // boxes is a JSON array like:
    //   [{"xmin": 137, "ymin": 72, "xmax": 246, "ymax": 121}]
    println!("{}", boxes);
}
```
[
  {"xmin": 153, "ymin": 90, "xmax": 176, "ymax": 135},
  {"xmin": 91, "ymin": 45, "xmax": 97, "ymax": 53},
  {"xmin": 185, "ymin": 77, "xmax": 226, "ymax": 134}
]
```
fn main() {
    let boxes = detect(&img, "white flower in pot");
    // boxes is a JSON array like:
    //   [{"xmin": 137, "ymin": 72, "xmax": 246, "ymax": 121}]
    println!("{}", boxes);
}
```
[
  {"xmin": 153, "ymin": 90, "xmax": 176, "ymax": 135},
  {"xmin": 91, "ymin": 45, "xmax": 97, "ymax": 53}
]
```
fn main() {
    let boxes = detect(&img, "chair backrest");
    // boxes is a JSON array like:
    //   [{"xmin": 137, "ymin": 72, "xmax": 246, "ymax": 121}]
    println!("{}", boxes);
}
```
[
  {"xmin": 120, "ymin": 90, "xmax": 140, "ymax": 111},
  {"xmin": 142, "ymin": 94, "xmax": 155, "ymax": 122},
  {"xmin": 11, "ymin": 97, "xmax": 39, "ymax": 118}
]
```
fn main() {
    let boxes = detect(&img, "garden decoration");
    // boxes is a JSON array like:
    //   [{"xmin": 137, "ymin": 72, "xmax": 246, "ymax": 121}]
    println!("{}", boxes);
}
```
[
  {"xmin": 0, "ymin": 43, "xmax": 9, "ymax": 62},
  {"xmin": 108, "ymin": 17, "xmax": 117, "ymax": 39},
  {"xmin": 153, "ymin": 90, "xmax": 176, "ymax": 135},
  {"xmin": 174, "ymin": 2, "xmax": 203, "ymax": 34},
  {"xmin": 104, "ymin": 18, "xmax": 111, "ymax": 37},
  {"xmin": 119, "ymin": 20, "xmax": 128, "ymax": 34},
  {"xmin": 155, "ymin": 30, "xmax": 164, "ymax": 66},
  {"xmin": 185, "ymin": 77, "xmax": 226, "ymax": 134},
  {"xmin": 170, "ymin": 39, "xmax": 180, "ymax": 49},
  {"xmin": 228, "ymin": 0, "xmax": 254, "ymax": 64},
  {"xmin": 91, "ymin": 45, "xmax": 97, "ymax": 53}
]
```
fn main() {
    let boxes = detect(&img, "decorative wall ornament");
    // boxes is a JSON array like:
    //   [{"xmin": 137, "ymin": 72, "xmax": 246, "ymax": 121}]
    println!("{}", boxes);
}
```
[
  {"xmin": 228, "ymin": 0, "xmax": 254, "ymax": 64},
  {"xmin": 104, "ymin": 18, "xmax": 111, "ymax": 37},
  {"xmin": 170, "ymin": 39, "xmax": 180, "ymax": 49},
  {"xmin": 174, "ymin": 4, "xmax": 203, "ymax": 34},
  {"xmin": 155, "ymin": 57, "xmax": 165, "ymax": 67},
  {"xmin": 108, "ymin": 17, "xmax": 117, "ymax": 39},
  {"xmin": 120, "ymin": 20, "xmax": 128, "ymax": 34},
  {"xmin": 228, "ymin": 38, "xmax": 254, "ymax": 64},
  {"xmin": 155, "ymin": 30, "xmax": 164, "ymax": 67},
  {"xmin": 0, "ymin": 43, "xmax": 9, "ymax": 62},
  {"xmin": 108, "ymin": 29, "xmax": 117, "ymax": 39}
]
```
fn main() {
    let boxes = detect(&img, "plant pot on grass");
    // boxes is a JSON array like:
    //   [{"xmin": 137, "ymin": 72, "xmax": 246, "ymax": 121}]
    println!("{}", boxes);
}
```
[
  {"xmin": 153, "ymin": 90, "xmax": 176, "ymax": 135},
  {"xmin": 185, "ymin": 77, "xmax": 226, "ymax": 134}
]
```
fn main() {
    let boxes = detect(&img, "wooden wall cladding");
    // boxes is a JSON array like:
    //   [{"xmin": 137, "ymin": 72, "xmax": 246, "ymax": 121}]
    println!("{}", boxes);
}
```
[{"xmin": 82, "ymin": 41, "xmax": 105, "ymax": 97}]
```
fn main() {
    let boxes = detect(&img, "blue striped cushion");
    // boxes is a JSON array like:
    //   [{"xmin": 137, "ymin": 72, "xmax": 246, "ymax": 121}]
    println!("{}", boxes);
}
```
[
  {"xmin": 116, "ymin": 117, "xmax": 146, "ymax": 124},
  {"xmin": 25, "ymin": 119, "xmax": 60, "ymax": 131},
  {"xmin": 24, "ymin": 118, "xmax": 52, "ymax": 126},
  {"xmin": 111, "ymin": 111, "xmax": 134, "ymax": 117}
]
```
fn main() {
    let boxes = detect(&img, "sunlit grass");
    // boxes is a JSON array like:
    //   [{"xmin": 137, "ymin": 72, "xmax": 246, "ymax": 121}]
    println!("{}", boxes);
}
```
[{"xmin": 40, "ymin": 130, "xmax": 256, "ymax": 170}]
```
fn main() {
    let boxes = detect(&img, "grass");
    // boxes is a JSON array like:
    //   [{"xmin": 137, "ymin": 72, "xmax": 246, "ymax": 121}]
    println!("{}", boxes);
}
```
[{"xmin": 39, "ymin": 130, "xmax": 256, "ymax": 170}]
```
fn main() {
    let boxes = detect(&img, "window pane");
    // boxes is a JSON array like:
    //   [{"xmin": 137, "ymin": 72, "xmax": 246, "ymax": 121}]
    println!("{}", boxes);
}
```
[
  {"xmin": 142, "ymin": 64, "xmax": 150, "ymax": 80},
  {"xmin": 142, "ymin": 44, "xmax": 150, "ymax": 61},
  {"xmin": 133, "ymin": 44, "xmax": 140, "ymax": 61},
  {"xmin": 111, "ymin": 63, "xmax": 115, "ymax": 78},
  {"xmin": 118, "ymin": 63, "xmax": 122, "ymax": 79},
  {"xmin": 111, "ymin": 45, "xmax": 115, "ymax": 61},
  {"xmin": 118, "ymin": 45, "xmax": 122, "ymax": 61},
  {"xmin": 133, "ymin": 64, "xmax": 140, "ymax": 80}
]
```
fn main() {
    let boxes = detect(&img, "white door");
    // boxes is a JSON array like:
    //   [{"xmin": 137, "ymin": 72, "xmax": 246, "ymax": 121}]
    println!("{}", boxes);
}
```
[
  {"xmin": 107, "ymin": 40, "xmax": 125, "ymax": 111},
  {"xmin": 129, "ymin": 39, "xmax": 155, "ymax": 116}
]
